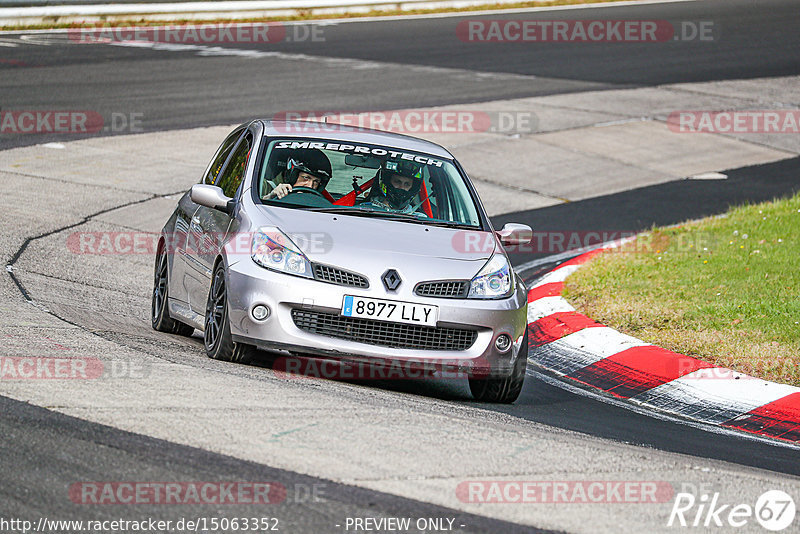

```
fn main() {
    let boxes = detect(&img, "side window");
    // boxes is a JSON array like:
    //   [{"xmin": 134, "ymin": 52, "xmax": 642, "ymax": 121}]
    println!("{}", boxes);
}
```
[
  {"xmin": 216, "ymin": 133, "xmax": 253, "ymax": 198},
  {"xmin": 204, "ymin": 128, "xmax": 243, "ymax": 185}
]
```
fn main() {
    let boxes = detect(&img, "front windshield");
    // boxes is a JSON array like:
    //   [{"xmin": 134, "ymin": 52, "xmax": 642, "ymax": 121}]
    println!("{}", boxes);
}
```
[{"xmin": 255, "ymin": 138, "xmax": 483, "ymax": 228}]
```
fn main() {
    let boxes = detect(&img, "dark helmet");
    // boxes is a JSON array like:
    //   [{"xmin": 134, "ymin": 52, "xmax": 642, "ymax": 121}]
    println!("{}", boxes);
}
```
[
  {"xmin": 285, "ymin": 148, "xmax": 332, "ymax": 190},
  {"xmin": 376, "ymin": 159, "xmax": 424, "ymax": 209}
]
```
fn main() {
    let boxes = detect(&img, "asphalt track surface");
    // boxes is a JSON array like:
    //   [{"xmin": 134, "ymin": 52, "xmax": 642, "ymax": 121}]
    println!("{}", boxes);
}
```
[
  {"xmin": 1, "ymin": 0, "xmax": 799, "ymax": 149},
  {"xmin": 0, "ymin": 395, "xmax": 542, "ymax": 533},
  {"xmin": 2, "ymin": 0, "xmax": 800, "ymax": 531}
]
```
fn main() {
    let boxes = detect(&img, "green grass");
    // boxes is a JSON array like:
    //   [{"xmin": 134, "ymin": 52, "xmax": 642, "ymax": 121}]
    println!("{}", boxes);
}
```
[
  {"xmin": 1, "ymin": 0, "xmax": 640, "ymax": 31},
  {"xmin": 563, "ymin": 193, "xmax": 800, "ymax": 386}
]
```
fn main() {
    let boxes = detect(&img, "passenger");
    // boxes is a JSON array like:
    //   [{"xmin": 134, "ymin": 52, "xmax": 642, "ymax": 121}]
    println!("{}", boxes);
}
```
[{"xmin": 360, "ymin": 159, "xmax": 425, "ymax": 214}]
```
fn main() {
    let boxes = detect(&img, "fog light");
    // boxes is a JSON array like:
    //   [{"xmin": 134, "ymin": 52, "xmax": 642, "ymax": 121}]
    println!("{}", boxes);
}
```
[
  {"xmin": 252, "ymin": 304, "xmax": 270, "ymax": 321},
  {"xmin": 495, "ymin": 334, "xmax": 512, "ymax": 353}
]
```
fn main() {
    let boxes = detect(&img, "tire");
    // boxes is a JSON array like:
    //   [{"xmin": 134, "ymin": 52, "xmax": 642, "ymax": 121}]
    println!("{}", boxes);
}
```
[
  {"xmin": 469, "ymin": 329, "xmax": 528, "ymax": 403},
  {"xmin": 152, "ymin": 245, "xmax": 195, "ymax": 336},
  {"xmin": 204, "ymin": 262, "xmax": 258, "ymax": 364}
]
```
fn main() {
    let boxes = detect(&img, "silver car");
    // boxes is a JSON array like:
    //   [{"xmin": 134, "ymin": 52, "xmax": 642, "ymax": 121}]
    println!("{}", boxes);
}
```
[{"xmin": 152, "ymin": 120, "xmax": 533, "ymax": 402}]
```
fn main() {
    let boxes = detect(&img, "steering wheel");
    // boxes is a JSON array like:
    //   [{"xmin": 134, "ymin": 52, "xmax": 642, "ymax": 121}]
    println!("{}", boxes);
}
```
[{"xmin": 290, "ymin": 186, "xmax": 326, "ymax": 198}]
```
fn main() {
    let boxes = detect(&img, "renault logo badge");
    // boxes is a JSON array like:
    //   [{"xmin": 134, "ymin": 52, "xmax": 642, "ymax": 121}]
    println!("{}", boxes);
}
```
[{"xmin": 382, "ymin": 269, "xmax": 402, "ymax": 291}]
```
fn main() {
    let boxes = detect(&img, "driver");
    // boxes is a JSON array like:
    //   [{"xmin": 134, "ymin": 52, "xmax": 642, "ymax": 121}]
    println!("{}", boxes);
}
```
[
  {"xmin": 361, "ymin": 159, "xmax": 425, "ymax": 214},
  {"xmin": 266, "ymin": 148, "xmax": 332, "ymax": 199}
]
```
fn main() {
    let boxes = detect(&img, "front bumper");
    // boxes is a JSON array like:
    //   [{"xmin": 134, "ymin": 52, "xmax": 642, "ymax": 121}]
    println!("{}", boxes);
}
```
[{"xmin": 225, "ymin": 257, "xmax": 528, "ymax": 377}]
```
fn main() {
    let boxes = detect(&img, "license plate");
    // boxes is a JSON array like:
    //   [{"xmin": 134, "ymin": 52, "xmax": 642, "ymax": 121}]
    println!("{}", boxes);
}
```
[{"xmin": 341, "ymin": 296, "xmax": 438, "ymax": 327}]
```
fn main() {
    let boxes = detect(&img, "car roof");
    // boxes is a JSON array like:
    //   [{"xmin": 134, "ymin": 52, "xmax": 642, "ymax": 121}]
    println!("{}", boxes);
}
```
[{"xmin": 258, "ymin": 120, "xmax": 454, "ymax": 159}]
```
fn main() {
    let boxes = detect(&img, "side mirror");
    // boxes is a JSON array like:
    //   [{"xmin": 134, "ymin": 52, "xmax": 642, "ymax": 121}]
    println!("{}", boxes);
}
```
[
  {"xmin": 496, "ymin": 223, "xmax": 532, "ymax": 246},
  {"xmin": 191, "ymin": 184, "xmax": 233, "ymax": 213}
]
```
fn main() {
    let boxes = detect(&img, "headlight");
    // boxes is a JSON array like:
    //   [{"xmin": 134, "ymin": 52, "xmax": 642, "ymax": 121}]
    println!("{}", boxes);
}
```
[
  {"xmin": 468, "ymin": 253, "xmax": 513, "ymax": 299},
  {"xmin": 251, "ymin": 227, "xmax": 312, "ymax": 278}
]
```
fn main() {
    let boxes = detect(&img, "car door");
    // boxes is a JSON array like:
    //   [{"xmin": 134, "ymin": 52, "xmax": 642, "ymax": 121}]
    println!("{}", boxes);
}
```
[
  {"xmin": 171, "ymin": 127, "xmax": 243, "ymax": 308},
  {"xmin": 186, "ymin": 131, "xmax": 254, "ymax": 315}
]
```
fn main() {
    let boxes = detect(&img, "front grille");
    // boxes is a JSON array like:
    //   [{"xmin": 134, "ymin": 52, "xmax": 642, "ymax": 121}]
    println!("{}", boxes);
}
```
[
  {"xmin": 313, "ymin": 264, "xmax": 369, "ymax": 288},
  {"xmin": 291, "ymin": 309, "xmax": 477, "ymax": 351},
  {"xmin": 415, "ymin": 280, "xmax": 469, "ymax": 298}
]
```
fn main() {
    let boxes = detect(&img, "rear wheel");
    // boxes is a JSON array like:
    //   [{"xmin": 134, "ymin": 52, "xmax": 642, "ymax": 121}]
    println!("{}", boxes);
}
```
[
  {"xmin": 152, "ymin": 246, "xmax": 195, "ymax": 336},
  {"xmin": 469, "ymin": 330, "xmax": 528, "ymax": 403},
  {"xmin": 204, "ymin": 262, "xmax": 257, "ymax": 364}
]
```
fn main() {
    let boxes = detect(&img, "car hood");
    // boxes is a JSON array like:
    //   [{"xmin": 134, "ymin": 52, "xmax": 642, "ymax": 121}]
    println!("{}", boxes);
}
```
[{"xmin": 252, "ymin": 205, "xmax": 496, "ymax": 280}]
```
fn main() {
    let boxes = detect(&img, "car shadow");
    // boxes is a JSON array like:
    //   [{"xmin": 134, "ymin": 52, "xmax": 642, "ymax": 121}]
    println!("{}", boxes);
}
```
[{"xmin": 249, "ymin": 349, "xmax": 474, "ymax": 401}]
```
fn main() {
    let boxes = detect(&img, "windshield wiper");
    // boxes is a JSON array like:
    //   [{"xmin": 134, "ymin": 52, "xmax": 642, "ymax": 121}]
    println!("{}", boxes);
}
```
[
  {"xmin": 261, "ymin": 199, "xmax": 315, "ymax": 209},
  {"xmin": 416, "ymin": 219, "xmax": 478, "ymax": 230},
  {"xmin": 306, "ymin": 206, "xmax": 376, "ymax": 214},
  {"xmin": 307, "ymin": 206, "xmax": 479, "ymax": 229}
]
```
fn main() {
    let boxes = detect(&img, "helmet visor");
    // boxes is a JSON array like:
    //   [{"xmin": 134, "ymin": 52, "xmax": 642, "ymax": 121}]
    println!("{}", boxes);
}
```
[{"xmin": 384, "ymin": 160, "xmax": 424, "ymax": 180}]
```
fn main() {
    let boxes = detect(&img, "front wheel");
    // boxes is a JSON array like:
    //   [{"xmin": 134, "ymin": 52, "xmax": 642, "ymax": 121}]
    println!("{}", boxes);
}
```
[
  {"xmin": 204, "ymin": 262, "xmax": 258, "ymax": 364},
  {"xmin": 469, "ymin": 330, "xmax": 528, "ymax": 403}
]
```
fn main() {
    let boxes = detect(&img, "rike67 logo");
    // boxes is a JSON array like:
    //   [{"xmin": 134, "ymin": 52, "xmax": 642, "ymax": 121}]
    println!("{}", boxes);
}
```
[{"xmin": 668, "ymin": 488, "xmax": 795, "ymax": 531}]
